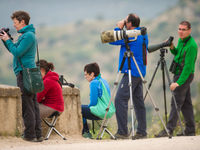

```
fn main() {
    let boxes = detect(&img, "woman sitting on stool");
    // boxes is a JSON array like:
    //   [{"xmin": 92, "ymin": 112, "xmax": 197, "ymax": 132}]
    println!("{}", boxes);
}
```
[{"xmin": 37, "ymin": 59, "xmax": 64, "ymax": 118}]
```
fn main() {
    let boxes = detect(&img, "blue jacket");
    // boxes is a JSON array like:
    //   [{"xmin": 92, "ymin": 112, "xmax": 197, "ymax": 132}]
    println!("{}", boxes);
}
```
[
  {"xmin": 88, "ymin": 74, "xmax": 111, "ymax": 107},
  {"xmin": 3, "ymin": 24, "xmax": 37, "ymax": 75},
  {"xmin": 109, "ymin": 27, "xmax": 148, "ymax": 77}
]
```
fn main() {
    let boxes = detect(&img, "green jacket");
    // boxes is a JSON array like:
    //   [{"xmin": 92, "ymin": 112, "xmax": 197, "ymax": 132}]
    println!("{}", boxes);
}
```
[
  {"xmin": 170, "ymin": 35, "xmax": 198, "ymax": 86},
  {"xmin": 3, "ymin": 24, "xmax": 37, "ymax": 75}
]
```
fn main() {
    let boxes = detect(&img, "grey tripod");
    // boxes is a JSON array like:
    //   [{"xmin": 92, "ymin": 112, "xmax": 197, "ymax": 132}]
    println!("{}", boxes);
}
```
[
  {"xmin": 144, "ymin": 48, "xmax": 185, "ymax": 135},
  {"xmin": 97, "ymin": 34, "xmax": 172, "ymax": 140}
]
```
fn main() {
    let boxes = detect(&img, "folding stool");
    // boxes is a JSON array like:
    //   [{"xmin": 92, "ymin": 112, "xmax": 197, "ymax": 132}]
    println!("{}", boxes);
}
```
[{"xmin": 43, "ymin": 111, "xmax": 66, "ymax": 140}]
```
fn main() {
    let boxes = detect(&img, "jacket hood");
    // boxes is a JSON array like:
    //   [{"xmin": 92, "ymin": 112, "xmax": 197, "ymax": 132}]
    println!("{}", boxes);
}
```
[
  {"xmin": 18, "ymin": 24, "xmax": 35, "ymax": 34},
  {"xmin": 43, "ymin": 71, "xmax": 59, "ymax": 81}
]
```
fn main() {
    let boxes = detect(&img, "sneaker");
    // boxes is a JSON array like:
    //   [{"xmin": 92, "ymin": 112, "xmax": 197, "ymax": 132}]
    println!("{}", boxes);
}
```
[
  {"xmin": 114, "ymin": 133, "xmax": 129, "ymax": 139},
  {"xmin": 82, "ymin": 132, "xmax": 93, "ymax": 139},
  {"xmin": 177, "ymin": 132, "xmax": 195, "ymax": 136},
  {"xmin": 155, "ymin": 129, "xmax": 172, "ymax": 138},
  {"xmin": 132, "ymin": 133, "xmax": 147, "ymax": 140}
]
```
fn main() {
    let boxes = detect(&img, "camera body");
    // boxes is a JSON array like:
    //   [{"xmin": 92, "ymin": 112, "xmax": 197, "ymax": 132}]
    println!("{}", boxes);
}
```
[
  {"xmin": 0, "ymin": 28, "xmax": 13, "ymax": 40},
  {"xmin": 169, "ymin": 60, "xmax": 178, "ymax": 74},
  {"xmin": 59, "ymin": 75, "xmax": 74, "ymax": 88}
]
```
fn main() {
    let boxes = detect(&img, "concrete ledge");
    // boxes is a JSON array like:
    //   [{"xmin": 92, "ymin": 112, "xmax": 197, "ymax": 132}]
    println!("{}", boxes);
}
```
[
  {"xmin": 0, "ymin": 84, "xmax": 22, "ymax": 136},
  {"xmin": 0, "ymin": 84, "xmax": 82, "ymax": 137}
]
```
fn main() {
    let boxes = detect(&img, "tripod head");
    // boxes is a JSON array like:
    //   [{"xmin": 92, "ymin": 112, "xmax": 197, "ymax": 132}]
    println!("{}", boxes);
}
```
[{"xmin": 160, "ymin": 48, "xmax": 168, "ymax": 58}]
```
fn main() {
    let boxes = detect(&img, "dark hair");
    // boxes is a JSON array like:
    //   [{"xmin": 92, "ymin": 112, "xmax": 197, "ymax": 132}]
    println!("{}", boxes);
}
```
[
  {"xmin": 39, "ymin": 59, "xmax": 55, "ymax": 73},
  {"xmin": 180, "ymin": 21, "xmax": 191, "ymax": 29},
  {"xmin": 11, "ymin": 11, "xmax": 30, "ymax": 25},
  {"xmin": 127, "ymin": 13, "xmax": 140, "ymax": 27},
  {"xmin": 84, "ymin": 62, "xmax": 100, "ymax": 77}
]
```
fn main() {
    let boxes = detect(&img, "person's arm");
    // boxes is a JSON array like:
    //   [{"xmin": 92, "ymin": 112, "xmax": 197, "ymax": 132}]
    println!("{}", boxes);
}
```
[
  {"xmin": 176, "ymin": 45, "xmax": 197, "ymax": 86},
  {"xmin": 37, "ymin": 79, "xmax": 50, "ymax": 103},
  {"xmin": 170, "ymin": 42, "xmax": 178, "ymax": 55},
  {"xmin": 88, "ymin": 80, "xmax": 99, "ymax": 107},
  {"xmin": 4, "ymin": 32, "xmax": 35, "ymax": 57}
]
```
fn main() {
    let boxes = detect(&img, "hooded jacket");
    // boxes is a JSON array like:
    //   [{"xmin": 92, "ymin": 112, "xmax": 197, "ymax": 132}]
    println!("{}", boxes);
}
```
[
  {"xmin": 37, "ymin": 71, "xmax": 64, "ymax": 112},
  {"xmin": 3, "ymin": 24, "xmax": 37, "ymax": 75}
]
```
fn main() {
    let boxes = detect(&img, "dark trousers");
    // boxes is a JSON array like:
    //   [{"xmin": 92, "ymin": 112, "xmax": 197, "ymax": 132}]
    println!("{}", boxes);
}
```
[
  {"xmin": 115, "ymin": 74, "xmax": 147, "ymax": 135},
  {"xmin": 17, "ymin": 72, "xmax": 42, "ymax": 139},
  {"xmin": 167, "ymin": 74, "xmax": 195, "ymax": 134},
  {"xmin": 81, "ymin": 105, "xmax": 101, "ymax": 133}
]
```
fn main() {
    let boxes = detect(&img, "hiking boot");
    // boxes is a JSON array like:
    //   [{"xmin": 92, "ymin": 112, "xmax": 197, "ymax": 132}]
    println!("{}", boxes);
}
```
[
  {"xmin": 132, "ymin": 133, "xmax": 147, "ymax": 140},
  {"xmin": 114, "ymin": 133, "xmax": 129, "ymax": 139},
  {"xmin": 155, "ymin": 129, "xmax": 172, "ymax": 138},
  {"xmin": 177, "ymin": 132, "xmax": 195, "ymax": 136},
  {"xmin": 82, "ymin": 132, "xmax": 93, "ymax": 139}
]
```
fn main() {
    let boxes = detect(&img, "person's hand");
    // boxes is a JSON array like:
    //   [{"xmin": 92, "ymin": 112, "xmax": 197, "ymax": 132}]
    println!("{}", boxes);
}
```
[
  {"xmin": 170, "ymin": 82, "xmax": 179, "ymax": 91},
  {"xmin": 117, "ymin": 19, "xmax": 125, "ymax": 29},
  {"xmin": 170, "ymin": 42, "xmax": 174, "ymax": 49},
  {"xmin": 0, "ymin": 30, "xmax": 10, "ymax": 41}
]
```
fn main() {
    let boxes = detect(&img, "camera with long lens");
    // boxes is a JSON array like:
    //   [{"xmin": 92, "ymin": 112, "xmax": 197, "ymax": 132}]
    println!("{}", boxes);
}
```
[
  {"xmin": 148, "ymin": 36, "xmax": 174, "ymax": 53},
  {"xmin": 59, "ymin": 75, "xmax": 74, "ymax": 88},
  {"xmin": 0, "ymin": 28, "xmax": 13, "ymax": 40},
  {"xmin": 100, "ymin": 27, "xmax": 147, "ymax": 43}
]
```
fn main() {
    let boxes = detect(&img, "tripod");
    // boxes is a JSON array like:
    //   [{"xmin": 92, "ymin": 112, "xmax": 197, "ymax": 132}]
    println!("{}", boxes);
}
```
[
  {"xmin": 97, "ymin": 34, "xmax": 172, "ymax": 140},
  {"xmin": 144, "ymin": 48, "xmax": 185, "ymax": 135}
]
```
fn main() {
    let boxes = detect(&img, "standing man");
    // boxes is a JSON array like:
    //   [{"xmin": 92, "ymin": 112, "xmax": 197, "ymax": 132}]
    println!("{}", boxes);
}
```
[
  {"xmin": 0, "ymin": 11, "xmax": 42, "ymax": 142},
  {"xmin": 109, "ymin": 13, "xmax": 148, "ymax": 140},
  {"xmin": 156, "ymin": 21, "xmax": 198, "ymax": 137}
]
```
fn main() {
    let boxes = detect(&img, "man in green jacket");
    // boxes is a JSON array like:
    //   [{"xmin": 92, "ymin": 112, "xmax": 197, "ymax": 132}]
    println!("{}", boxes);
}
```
[
  {"xmin": 0, "ymin": 11, "xmax": 42, "ymax": 142},
  {"xmin": 156, "ymin": 21, "xmax": 198, "ymax": 137}
]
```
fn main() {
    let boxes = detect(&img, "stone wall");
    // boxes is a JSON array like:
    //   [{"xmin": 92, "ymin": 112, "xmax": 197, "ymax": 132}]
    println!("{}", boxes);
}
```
[
  {"xmin": 0, "ymin": 84, "xmax": 22, "ymax": 136},
  {"xmin": 0, "ymin": 84, "xmax": 82, "ymax": 137}
]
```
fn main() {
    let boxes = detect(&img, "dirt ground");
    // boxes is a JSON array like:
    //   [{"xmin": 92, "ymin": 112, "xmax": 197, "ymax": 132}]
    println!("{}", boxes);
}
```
[{"xmin": 0, "ymin": 135, "xmax": 200, "ymax": 150}]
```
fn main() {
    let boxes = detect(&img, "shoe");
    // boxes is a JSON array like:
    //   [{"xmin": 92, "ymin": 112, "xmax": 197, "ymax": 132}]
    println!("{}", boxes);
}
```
[
  {"xmin": 37, "ymin": 137, "xmax": 44, "ymax": 142},
  {"xmin": 177, "ymin": 132, "xmax": 195, "ymax": 136},
  {"xmin": 22, "ymin": 137, "xmax": 37, "ymax": 142},
  {"xmin": 155, "ymin": 129, "xmax": 172, "ymax": 138},
  {"xmin": 114, "ymin": 133, "xmax": 129, "ymax": 139},
  {"xmin": 132, "ymin": 133, "xmax": 147, "ymax": 140},
  {"xmin": 82, "ymin": 132, "xmax": 93, "ymax": 139}
]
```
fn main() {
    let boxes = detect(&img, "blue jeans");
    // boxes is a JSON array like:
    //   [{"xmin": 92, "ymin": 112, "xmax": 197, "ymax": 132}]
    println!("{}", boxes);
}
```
[
  {"xmin": 115, "ymin": 74, "xmax": 147, "ymax": 135},
  {"xmin": 81, "ymin": 105, "xmax": 101, "ymax": 133}
]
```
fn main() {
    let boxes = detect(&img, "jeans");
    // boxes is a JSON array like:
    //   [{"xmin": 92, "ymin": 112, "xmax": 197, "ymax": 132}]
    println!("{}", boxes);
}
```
[
  {"xmin": 115, "ymin": 74, "xmax": 147, "ymax": 135},
  {"xmin": 81, "ymin": 105, "xmax": 101, "ymax": 133},
  {"xmin": 17, "ymin": 72, "xmax": 42, "ymax": 139},
  {"xmin": 167, "ymin": 74, "xmax": 195, "ymax": 134}
]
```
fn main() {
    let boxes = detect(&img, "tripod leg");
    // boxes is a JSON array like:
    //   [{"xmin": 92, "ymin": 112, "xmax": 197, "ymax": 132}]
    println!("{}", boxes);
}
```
[
  {"xmin": 161, "ymin": 61, "xmax": 168, "ymax": 124},
  {"xmin": 144, "ymin": 60, "xmax": 161, "ymax": 100},
  {"xmin": 163, "ymin": 61, "xmax": 185, "ymax": 135},
  {"xmin": 131, "ymin": 55, "xmax": 171, "ymax": 138},
  {"xmin": 97, "ymin": 53, "xmax": 128, "ymax": 139},
  {"xmin": 128, "ymin": 69, "xmax": 135, "ymax": 138}
]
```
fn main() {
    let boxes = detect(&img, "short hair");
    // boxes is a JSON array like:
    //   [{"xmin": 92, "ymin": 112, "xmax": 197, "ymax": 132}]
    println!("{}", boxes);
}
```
[
  {"xmin": 180, "ymin": 21, "xmax": 191, "ymax": 29},
  {"xmin": 11, "ymin": 11, "xmax": 30, "ymax": 25},
  {"xmin": 39, "ymin": 59, "xmax": 55, "ymax": 73},
  {"xmin": 127, "ymin": 13, "xmax": 140, "ymax": 27},
  {"xmin": 84, "ymin": 62, "xmax": 100, "ymax": 77}
]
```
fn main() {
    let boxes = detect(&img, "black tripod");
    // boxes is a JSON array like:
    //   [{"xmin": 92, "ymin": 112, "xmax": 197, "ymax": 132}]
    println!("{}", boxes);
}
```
[
  {"xmin": 97, "ymin": 34, "xmax": 172, "ymax": 139},
  {"xmin": 144, "ymin": 48, "xmax": 185, "ymax": 135}
]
